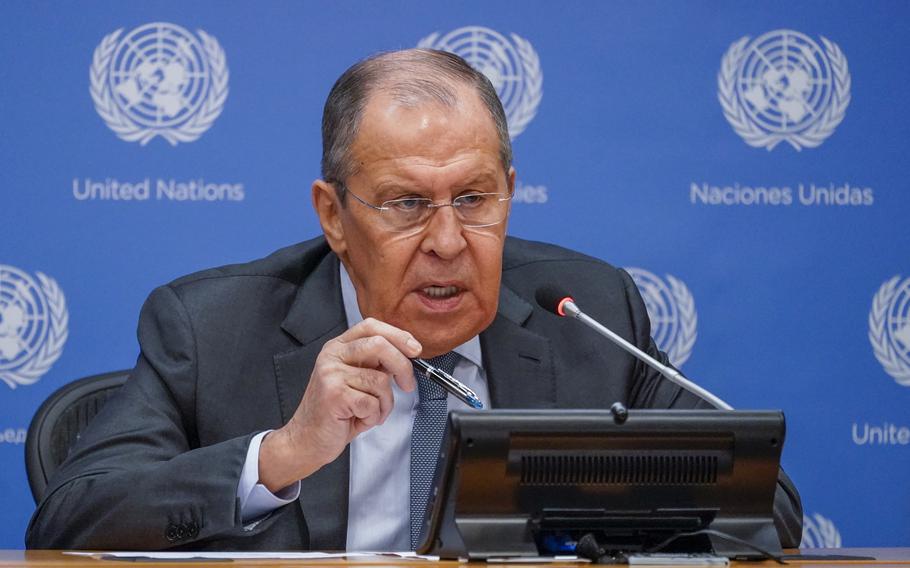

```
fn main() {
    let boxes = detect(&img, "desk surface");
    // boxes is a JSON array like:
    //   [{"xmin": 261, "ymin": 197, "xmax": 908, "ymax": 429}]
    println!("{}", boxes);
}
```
[{"xmin": 1, "ymin": 550, "xmax": 908, "ymax": 568}]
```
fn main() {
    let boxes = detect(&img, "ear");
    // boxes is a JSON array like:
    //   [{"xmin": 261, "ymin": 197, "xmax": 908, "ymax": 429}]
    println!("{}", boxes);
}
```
[
  {"xmin": 312, "ymin": 179, "xmax": 347, "ymax": 256},
  {"xmin": 500, "ymin": 167, "xmax": 517, "ymax": 233}
]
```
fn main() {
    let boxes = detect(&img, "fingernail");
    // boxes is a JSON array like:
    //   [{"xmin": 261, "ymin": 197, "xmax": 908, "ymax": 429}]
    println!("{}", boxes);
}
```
[{"xmin": 407, "ymin": 337, "xmax": 422, "ymax": 353}]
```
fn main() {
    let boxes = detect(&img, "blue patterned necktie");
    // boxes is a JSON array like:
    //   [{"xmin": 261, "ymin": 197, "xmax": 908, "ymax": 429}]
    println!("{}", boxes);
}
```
[{"xmin": 409, "ymin": 352, "xmax": 460, "ymax": 550}]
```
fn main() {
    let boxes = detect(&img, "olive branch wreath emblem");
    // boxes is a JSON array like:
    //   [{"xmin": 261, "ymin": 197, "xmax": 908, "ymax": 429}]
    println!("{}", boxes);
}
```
[
  {"xmin": 418, "ymin": 28, "xmax": 543, "ymax": 139},
  {"xmin": 869, "ymin": 276, "xmax": 910, "ymax": 386},
  {"xmin": 664, "ymin": 275, "xmax": 698, "ymax": 368},
  {"xmin": 718, "ymin": 33, "xmax": 850, "ymax": 151},
  {"xmin": 627, "ymin": 269, "xmax": 698, "ymax": 368},
  {"xmin": 90, "ymin": 27, "xmax": 229, "ymax": 146},
  {"xmin": 0, "ymin": 271, "xmax": 68, "ymax": 389}
]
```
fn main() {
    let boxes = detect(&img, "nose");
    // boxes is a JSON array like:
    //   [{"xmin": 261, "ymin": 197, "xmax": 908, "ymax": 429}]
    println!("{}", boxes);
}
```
[{"xmin": 419, "ymin": 204, "xmax": 467, "ymax": 260}]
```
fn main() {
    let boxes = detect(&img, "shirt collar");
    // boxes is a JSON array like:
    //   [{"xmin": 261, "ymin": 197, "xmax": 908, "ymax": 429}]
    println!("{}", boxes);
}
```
[{"xmin": 338, "ymin": 262, "xmax": 483, "ymax": 369}]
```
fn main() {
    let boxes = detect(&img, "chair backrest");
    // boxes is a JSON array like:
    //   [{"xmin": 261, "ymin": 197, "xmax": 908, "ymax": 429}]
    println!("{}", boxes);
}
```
[{"xmin": 25, "ymin": 370, "xmax": 130, "ymax": 503}]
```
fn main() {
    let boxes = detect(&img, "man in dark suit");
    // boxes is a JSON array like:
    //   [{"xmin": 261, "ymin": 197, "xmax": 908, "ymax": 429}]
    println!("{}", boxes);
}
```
[{"xmin": 27, "ymin": 49, "xmax": 802, "ymax": 551}]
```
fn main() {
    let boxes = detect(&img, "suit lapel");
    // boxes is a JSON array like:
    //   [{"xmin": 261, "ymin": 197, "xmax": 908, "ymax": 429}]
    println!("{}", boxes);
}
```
[
  {"xmin": 273, "ymin": 252, "xmax": 350, "ymax": 550},
  {"xmin": 481, "ymin": 284, "xmax": 557, "ymax": 409}
]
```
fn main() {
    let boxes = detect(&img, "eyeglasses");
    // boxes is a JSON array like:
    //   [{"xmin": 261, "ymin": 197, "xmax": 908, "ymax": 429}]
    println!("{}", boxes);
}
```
[{"xmin": 336, "ymin": 184, "xmax": 513, "ymax": 234}]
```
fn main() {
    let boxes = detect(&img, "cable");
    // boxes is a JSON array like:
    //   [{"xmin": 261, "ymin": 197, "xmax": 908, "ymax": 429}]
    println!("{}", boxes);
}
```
[{"xmin": 646, "ymin": 529, "xmax": 786, "ymax": 564}]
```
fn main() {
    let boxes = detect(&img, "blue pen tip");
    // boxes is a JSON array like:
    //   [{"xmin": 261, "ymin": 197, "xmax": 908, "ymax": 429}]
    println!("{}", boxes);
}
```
[{"xmin": 468, "ymin": 396, "xmax": 484, "ymax": 409}]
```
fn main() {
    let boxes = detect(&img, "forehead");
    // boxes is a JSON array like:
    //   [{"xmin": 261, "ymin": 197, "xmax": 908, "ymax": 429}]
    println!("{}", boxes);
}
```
[{"xmin": 349, "ymin": 86, "xmax": 503, "ymax": 185}]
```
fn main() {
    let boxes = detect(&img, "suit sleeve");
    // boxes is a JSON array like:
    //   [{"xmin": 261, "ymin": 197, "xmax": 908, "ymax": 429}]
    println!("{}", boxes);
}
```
[
  {"xmin": 618, "ymin": 270, "xmax": 804, "ymax": 549},
  {"xmin": 26, "ymin": 285, "xmax": 299, "ymax": 550}
]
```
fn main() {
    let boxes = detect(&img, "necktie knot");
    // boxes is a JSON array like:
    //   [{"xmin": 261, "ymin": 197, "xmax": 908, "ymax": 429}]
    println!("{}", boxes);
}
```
[{"xmin": 415, "ymin": 352, "xmax": 460, "ymax": 402}]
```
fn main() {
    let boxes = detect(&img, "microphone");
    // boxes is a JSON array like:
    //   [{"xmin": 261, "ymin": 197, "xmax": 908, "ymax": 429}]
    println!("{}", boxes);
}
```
[{"xmin": 535, "ymin": 284, "xmax": 733, "ymax": 410}]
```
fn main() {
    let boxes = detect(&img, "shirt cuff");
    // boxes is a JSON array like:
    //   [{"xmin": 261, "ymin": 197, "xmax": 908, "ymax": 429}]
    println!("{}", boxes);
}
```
[{"xmin": 238, "ymin": 430, "xmax": 301, "ymax": 522}]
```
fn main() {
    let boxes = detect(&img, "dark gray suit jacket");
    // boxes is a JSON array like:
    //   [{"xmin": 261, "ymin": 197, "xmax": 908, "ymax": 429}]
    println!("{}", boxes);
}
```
[{"xmin": 26, "ymin": 236, "xmax": 802, "ymax": 550}]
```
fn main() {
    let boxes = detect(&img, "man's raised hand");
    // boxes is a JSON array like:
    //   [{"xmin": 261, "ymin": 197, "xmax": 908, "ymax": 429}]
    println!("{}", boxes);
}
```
[{"xmin": 258, "ymin": 318, "xmax": 421, "ymax": 492}]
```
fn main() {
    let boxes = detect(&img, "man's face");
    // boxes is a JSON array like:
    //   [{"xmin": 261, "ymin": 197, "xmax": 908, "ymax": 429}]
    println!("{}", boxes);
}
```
[{"xmin": 313, "ymin": 86, "xmax": 514, "ymax": 357}]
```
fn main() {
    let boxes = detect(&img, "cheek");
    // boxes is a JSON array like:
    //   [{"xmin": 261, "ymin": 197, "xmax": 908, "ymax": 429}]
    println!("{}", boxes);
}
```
[
  {"xmin": 467, "ymin": 233, "xmax": 505, "ymax": 304},
  {"xmin": 372, "ymin": 233, "xmax": 423, "ymax": 279},
  {"xmin": 352, "ymin": 233, "xmax": 421, "ymax": 305},
  {"xmin": 475, "ymin": 265, "xmax": 502, "ymax": 310}
]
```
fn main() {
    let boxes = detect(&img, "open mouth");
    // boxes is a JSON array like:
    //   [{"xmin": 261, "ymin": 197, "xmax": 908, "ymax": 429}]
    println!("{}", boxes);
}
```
[
  {"xmin": 422, "ymin": 285, "xmax": 460, "ymax": 298},
  {"xmin": 415, "ymin": 283, "xmax": 465, "ymax": 311}
]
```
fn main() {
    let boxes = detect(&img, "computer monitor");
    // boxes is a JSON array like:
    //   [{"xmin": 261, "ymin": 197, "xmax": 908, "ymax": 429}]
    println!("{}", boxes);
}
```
[{"xmin": 416, "ymin": 409, "xmax": 785, "ymax": 560}]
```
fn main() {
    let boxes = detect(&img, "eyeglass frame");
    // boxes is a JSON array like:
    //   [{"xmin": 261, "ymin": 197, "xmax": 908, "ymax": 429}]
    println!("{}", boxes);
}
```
[{"xmin": 328, "ymin": 180, "xmax": 513, "ymax": 233}]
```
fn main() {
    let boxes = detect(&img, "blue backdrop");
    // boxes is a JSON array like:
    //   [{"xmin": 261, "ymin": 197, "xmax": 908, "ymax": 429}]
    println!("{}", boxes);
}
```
[{"xmin": 2, "ymin": 0, "xmax": 908, "ymax": 549}]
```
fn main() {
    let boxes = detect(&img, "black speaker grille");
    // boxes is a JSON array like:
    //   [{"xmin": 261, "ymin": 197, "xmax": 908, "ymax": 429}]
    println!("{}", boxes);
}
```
[{"xmin": 519, "ymin": 454, "xmax": 718, "ymax": 486}]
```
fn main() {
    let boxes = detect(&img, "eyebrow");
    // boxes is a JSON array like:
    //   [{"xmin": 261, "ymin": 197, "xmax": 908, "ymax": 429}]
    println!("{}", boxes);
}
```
[
  {"xmin": 456, "ymin": 172, "xmax": 500, "ymax": 190},
  {"xmin": 373, "ymin": 170, "xmax": 502, "ymax": 201},
  {"xmin": 374, "ymin": 183, "xmax": 422, "ymax": 202}
]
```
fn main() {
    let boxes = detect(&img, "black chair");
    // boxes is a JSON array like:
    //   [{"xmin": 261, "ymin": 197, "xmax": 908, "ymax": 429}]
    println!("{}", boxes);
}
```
[{"xmin": 25, "ymin": 370, "xmax": 130, "ymax": 504}]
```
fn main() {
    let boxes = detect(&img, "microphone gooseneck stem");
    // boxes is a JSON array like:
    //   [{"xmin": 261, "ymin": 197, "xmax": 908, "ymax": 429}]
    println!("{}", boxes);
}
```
[{"xmin": 563, "ymin": 301, "xmax": 734, "ymax": 410}]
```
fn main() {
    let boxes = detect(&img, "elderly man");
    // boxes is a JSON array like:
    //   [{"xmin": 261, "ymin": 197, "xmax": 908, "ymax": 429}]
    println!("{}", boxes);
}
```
[{"xmin": 27, "ymin": 49, "xmax": 802, "ymax": 551}]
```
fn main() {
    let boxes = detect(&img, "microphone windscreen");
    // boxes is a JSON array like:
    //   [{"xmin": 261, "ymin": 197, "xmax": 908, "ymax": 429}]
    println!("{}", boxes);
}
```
[{"xmin": 535, "ymin": 284, "xmax": 572, "ymax": 315}]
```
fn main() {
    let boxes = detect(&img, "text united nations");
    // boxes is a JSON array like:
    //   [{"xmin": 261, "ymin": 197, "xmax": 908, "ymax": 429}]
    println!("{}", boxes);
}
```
[
  {"xmin": 690, "ymin": 182, "xmax": 873, "ymax": 207},
  {"xmin": 73, "ymin": 178, "xmax": 245, "ymax": 202}
]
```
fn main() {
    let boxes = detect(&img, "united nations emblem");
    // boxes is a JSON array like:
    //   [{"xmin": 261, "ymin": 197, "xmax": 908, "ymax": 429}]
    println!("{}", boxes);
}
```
[
  {"xmin": 869, "ymin": 275, "xmax": 910, "ymax": 387},
  {"xmin": 718, "ymin": 29, "xmax": 850, "ymax": 151},
  {"xmin": 625, "ymin": 268, "xmax": 697, "ymax": 367},
  {"xmin": 418, "ymin": 26, "xmax": 543, "ymax": 139},
  {"xmin": 801, "ymin": 513, "xmax": 842, "ymax": 548},
  {"xmin": 0, "ymin": 265, "xmax": 68, "ymax": 389},
  {"xmin": 90, "ymin": 22, "xmax": 229, "ymax": 146}
]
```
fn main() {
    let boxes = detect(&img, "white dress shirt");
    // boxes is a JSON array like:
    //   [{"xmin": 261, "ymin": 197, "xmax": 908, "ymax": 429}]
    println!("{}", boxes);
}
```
[{"xmin": 237, "ymin": 263, "xmax": 489, "ymax": 552}]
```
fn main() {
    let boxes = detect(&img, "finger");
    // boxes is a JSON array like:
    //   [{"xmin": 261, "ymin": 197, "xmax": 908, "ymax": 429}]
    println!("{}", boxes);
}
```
[
  {"xmin": 342, "ymin": 388, "xmax": 382, "ymax": 429},
  {"xmin": 339, "ymin": 335, "xmax": 417, "ymax": 393},
  {"xmin": 337, "ymin": 317, "xmax": 423, "ymax": 359},
  {"xmin": 345, "ymin": 368, "xmax": 395, "ymax": 423}
]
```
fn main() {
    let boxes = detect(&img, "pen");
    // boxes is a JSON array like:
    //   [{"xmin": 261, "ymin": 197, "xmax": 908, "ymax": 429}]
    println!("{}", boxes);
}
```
[{"xmin": 411, "ymin": 358, "xmax": 484, "ymax": 409}]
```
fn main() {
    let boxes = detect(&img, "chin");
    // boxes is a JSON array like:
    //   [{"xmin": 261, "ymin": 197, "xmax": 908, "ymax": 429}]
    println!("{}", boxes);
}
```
[
  {"xmin": 408, "ymin": 327, "xmax": 467, "ymax": 358},
  {"xmin": 411, "ymin": 313, "xmax": 495, "ymax": 358}
]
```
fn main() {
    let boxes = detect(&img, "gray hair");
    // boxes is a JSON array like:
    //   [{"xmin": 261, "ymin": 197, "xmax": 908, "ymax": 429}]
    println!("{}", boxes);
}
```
[{"xmin": 320, "ymin": 49, "xmax": 512, "ymax": 200}]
